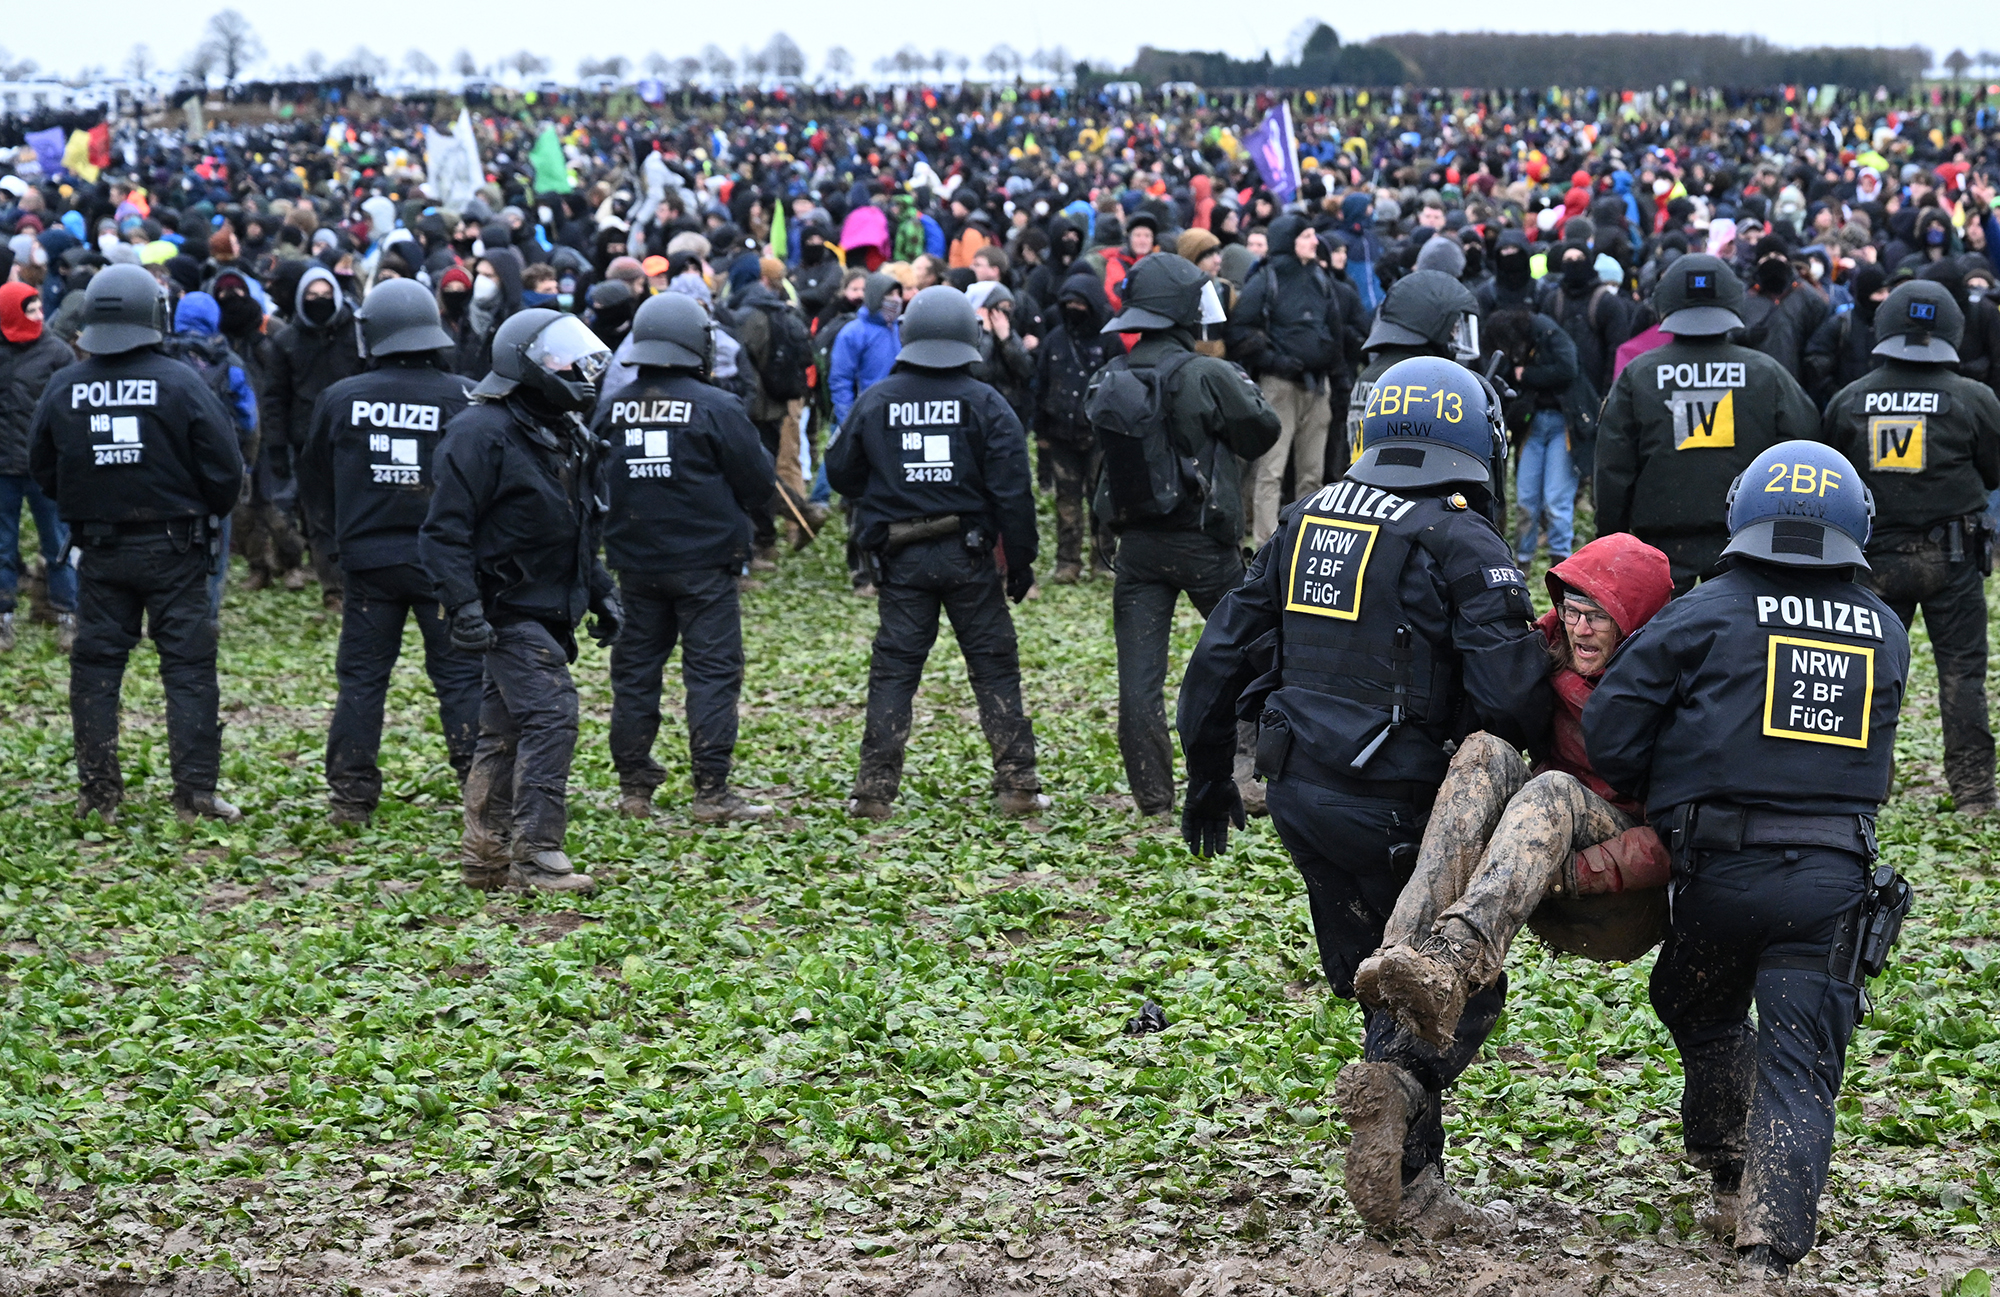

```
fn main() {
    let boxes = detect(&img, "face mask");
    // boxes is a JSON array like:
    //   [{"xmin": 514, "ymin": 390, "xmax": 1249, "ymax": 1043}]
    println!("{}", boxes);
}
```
[
  {"xmin": 302, "ymin": 295, "xmax": 337, "ymax": 326},
  {"xmin": 1857, "ymin": 295, "xmax": 1883, "ymax": 324},
  {"xmin": 1496, "ymin": 252, "xmax": 1529, "ymax": 289},
  {"xmin": 878, "ymin": 295, "xmax": 902, "ymax": 323},
  {"xmin": 802, "ymin": 242, "xmax": 826, "ymax": 264},
  {"xmin": 453, "ymin": 237, "xmax": 477, "ymax": 256},
  {"xmin": 537, "ymin": 206, "xmax": 554, "ymax": 226},
  {"xmin": 1561, "ymin": 259, "xmax": 1595, "ymax": 290},
  {"xmin": 1926, "ymin": 225, "xmax": 1946, "ymax": 247},
  {"xmin": 219, "ymin": 295, "xmax": 261, "ymax": 333},
  {"xmin": 1755, "ymin": 259, "xmax": 1792, "ymax": 293},
  {"xmin": 557, "ymin": 293, "xmax": 573, "ymax": 310},
  {"xmin": 441, "ymin": 289, "xmax": 470, "ymax": 319},
  {"xmin": 98, "ymin": 234, "xmax": 120, "ymax": 255},
  {"xmin": 474, "ymin": 277, "xmax": 501, "ymax": 304}
]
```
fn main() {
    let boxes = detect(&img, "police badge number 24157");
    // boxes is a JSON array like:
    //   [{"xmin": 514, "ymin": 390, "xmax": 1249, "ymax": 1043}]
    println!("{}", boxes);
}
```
[{"xmin": 73, "ymin": 378, "xmax": 160, "ymax": 466}]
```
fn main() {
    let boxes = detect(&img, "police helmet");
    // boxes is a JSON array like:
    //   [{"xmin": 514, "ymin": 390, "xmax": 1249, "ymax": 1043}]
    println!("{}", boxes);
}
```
[
  {"xmin": 1348, "ymin": 355, "xmax": 1502, "ymax": 490},
  {"xmin": 1871, "ymin": 280, "xmax": 1963, "ymax": 363},
  {"xmin": 1723, "ymin": 440, "xmax": 1874, "ymax": 570},
  {"xmin": 896, "ymin": 286, "xmax": 983, "ymax": 368},
  {"xmin": 354, "ymin": 278, "xmax": 455, "ymax": 357},
  {"xmin": 1102, "ymin": 254, "xmax": 1203, "ymax": 332},
  {"xmin": 1364, "ymin": 270, "xmax": 1482, "ymax": 362},
  {"xmin": 471, "ymin": 308, "xmax": 611, "ymax": 411},
  {"xmin": 78, "ymin": 263, "xmax": 168, "ymax": 354},
  {"xmin": 627, "ymin": 293, "xmax": 713, "ymax": 373},
  {"xmin": 1654, "ymin": 254, "xmax": 1744, "ymax": 337}
]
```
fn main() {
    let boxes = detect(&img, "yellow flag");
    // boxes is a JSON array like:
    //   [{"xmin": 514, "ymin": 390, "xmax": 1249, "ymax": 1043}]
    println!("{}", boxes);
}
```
[{"xmin": 64, "ymin": 130, "xmax": 99, "ymax": 182}]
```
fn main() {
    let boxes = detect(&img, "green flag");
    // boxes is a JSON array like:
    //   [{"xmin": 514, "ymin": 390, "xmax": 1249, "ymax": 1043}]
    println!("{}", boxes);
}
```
[
  {"xmin": 530, "ymin": 126, "xmax": 573, "ymax": 194},
  {"xmin": 770, "ymin": 202, "xmax": 787, "ymax": 260}
]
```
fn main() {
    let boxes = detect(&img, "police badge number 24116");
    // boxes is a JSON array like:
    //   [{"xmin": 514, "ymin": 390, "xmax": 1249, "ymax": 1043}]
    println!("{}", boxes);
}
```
[{"xmin": 609, "ymin": 398, "xmax": 695, "ymax": 479}]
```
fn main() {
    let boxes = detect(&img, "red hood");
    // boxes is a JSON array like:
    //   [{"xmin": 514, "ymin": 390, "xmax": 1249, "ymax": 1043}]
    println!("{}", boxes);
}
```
[{"xmin": 1544, "ymin": 533, "xmax": 1673, "ymax": 641}]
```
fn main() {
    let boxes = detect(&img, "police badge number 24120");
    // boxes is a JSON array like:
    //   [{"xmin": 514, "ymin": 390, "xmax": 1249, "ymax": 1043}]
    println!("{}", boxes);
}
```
[{"xmin": 890, "ymin": 399, "xmax": 962, "ymax": 484}]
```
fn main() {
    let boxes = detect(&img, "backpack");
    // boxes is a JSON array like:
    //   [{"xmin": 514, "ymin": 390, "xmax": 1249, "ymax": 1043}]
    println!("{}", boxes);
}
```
[
  {"xmin": 1084, "ymin": 349, "xmax": 1200, "ymax": 527},
  {"xmin": 754, "ymin": 301, "xmax": 812, "ymax": 402}
]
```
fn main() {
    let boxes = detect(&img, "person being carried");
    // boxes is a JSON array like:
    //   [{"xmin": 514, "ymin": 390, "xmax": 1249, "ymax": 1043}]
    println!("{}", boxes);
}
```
[{"xmin": 1354, "ymin": 532, "xmax": 1676, "ymax": 1059}]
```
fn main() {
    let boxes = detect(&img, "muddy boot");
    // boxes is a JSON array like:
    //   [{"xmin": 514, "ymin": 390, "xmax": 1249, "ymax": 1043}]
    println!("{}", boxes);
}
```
[
  {"xmin": 1737, "ymin": 1245, "xmax": 1790, "ymax": 1279},
  {"xmin": 243, "ymin": 567, "xmax": 271, "ymax": 592},
  {"xmin": 691, "ymin": 788, "xmax": 775, "ymax": 824},
  {"xmin": 1334, "ymin": 1061, "xmax": 1425, "ymax": 1232},
  {"xmin": 1698, "ymin": 1163, "xmax": 1743, "ymax": 1240},
  {"xmin": 55, "ymin": 612, "xmax": 76, "ymax": 656},
  {"xmin": 0, "ymin": 613, "xmax": 14, "ymax": 652},
  {"xmin": 175, "ymin": 790, "xmax": 243, "ymax": 824},
  {"xmin": 750, "ymin": 545, "xmax": 779, "ymax": 573},
  {"xmin": 75, "ymin": 793, "xmax": 120, "ymax": 826},
  {"xmin": 847, "ymin": 797, "xmax": 893, "ymax": 821},
  {"xmin": 327, "ymin": 802, "xmax": 372, "ymax": 827},
  {"xmin": 283, "ymin": 568, "xmax": 310, "ymax": 592},
  {"xmin": 1957, "ymin": 795, "xmax": 1996, "ymax": 817},
  {"xmin": 995, "ymin": 790, "xmax": 1052, "ymax": 817},
  {"xmin": 1050, "ymin": 562, "xmax": 1082, "ymax": 585},
  {"xmin": 460, "ymin": 842, "xmax": 510, "ymax": 891},
  {"xmin": 1354, "ymin": 928, "xmax": 1478, "ymax": 1051},
  {"xmin": 617, "ymin": 788, "xmax": 656, "ymax": 819},
  {"xmin": 509, "ymin": 850, "xmax": 596, "ymax": 894},
  {"xmin": 1396, "ymin": 1163, "xmax": 1516, "ymax": 1240}
]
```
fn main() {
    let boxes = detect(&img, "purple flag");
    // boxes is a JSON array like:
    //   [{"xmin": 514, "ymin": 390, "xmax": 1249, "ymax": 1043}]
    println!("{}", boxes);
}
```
[
  {"xmin": 26, "ymin": 127, "xmax": 66, "ymax": 179},
  {"xmin": 1243, "ymin": 102, "xmax": 1300, "ymax": 203}
]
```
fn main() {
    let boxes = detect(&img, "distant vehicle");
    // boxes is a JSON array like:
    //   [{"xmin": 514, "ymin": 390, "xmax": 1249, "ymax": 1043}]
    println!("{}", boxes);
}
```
[
  {"xmin": 1160, "ymin": 81, "xmax": 1202, "ymax": 98},
  {"xmin": 535, "ymin": 80, "xmax": 564, "ymax": 99},
  {"xmin": 579, "ymin": 75, "xmax": 621, "ymax": 95},
  {"xmin": 460, "ymin": 78, "xmax": 492, "ymax": 100},
  {"xmin": 1103, "ymin": 80, "xmax": 1144, "ymax": 106}
]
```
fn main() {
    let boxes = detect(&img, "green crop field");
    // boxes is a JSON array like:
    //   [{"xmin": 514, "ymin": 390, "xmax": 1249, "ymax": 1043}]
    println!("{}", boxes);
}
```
[{"xmin": 0, "ymin": 505, "xmax": 1994, "ymax": 1295}]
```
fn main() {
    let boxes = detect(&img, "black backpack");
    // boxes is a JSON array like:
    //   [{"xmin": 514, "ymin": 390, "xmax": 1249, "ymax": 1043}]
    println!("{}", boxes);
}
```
[
  {"xmin": 1085, "ymin": 349, "xmax": 1200, "ymax": 527},
  {"xmin": 754, "ymin": 301, "xmax": 812, "ymax": 401}
]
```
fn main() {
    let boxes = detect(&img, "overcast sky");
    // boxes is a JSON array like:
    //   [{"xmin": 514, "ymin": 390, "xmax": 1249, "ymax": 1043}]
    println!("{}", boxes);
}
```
[{"xmin": 6, "ymin": 2, "xmax": 1999, "ymax": 82}]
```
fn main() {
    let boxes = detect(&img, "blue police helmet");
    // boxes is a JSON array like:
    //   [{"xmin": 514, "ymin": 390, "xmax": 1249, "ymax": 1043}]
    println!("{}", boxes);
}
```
[
  {"xmin": 1723, "ymin": 440, "xmax": 1874, "ymax": 570},
  {"xmin": 1348, "ymin": 355, "xmax": 1502, "ymax": 490}
]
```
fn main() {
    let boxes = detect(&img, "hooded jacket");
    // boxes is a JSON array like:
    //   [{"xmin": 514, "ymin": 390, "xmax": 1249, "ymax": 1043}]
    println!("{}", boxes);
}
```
[
  {"xmin": 828, "ymin": 274, "xmax": 902, "ymax": 425},
  {"xmin": 1033, "ymin": 271, "xmax": 1117, "ymax": 447},
  {"xmin": 1228, "ymin": 213, "xmax": 1344, "ymax": 383},
  {"xmin": 164, "ymin": 291, "xmax": 260, "ymax": 461},
  {"xmin": 0, "ymin": 283, "xmax": 73, "ymax": 477},
  {"xmin": 263, "ymin": 264, "xmax": 364, "ymax": 455},
  {"xmin": 1532, "ymin": 533, "xmax": 1673, "ymax": 815}
]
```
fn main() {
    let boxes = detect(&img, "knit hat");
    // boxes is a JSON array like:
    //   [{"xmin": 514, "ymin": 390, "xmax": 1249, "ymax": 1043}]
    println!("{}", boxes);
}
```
[{"xmin": 1176, "ymin": 228, "xmax": 1221, "ymax": 262}]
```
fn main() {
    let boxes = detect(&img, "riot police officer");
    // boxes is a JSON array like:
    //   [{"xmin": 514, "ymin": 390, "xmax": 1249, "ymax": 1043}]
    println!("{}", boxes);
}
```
[
  {"xmin": 1344, "ymin": 270, "xmax": 1483, "ymax": 481},
  {"xmin": 824, "ymin": 286, "xmax": 1045, "ymax": 820},
  {"xmin": 1596, "ymin": 255, "xmax": 1822, "ymax": 591},
  {"xmin": 299, "ymin": 279, "xmax": 481, "ymax": 826},
  {"xmin": 1087, "ymin": 255, "xmax": 1281, "ymax": 817},
  {"xmin": 420, "ymin": 309, "xmax": 621, "ymax": 894},
  {"xmin": 1585, "ymin": 441, "xmax": 1911, "ymax": 1278},
  {"xmin": 1178, "ymin": 356, "xmax": 1552, "ymax": 1237},
  {"xmin": 1824, "ymin": 280, "xmax": 2000, "ymax": 814},
  {"xmin": 27, "ymin": 264, "xmax": 246, "ymax": 823},
  {"xmin": 595, "ymin": 294, "xmax": 777, "ymax": 824}
]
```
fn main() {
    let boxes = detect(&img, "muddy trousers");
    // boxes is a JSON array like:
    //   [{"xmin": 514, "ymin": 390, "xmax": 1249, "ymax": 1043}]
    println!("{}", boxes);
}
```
[
  {"xmin": 1868, "ymin": 544, "xmax": 1995, "ymax": 808},
  {"xmin": 462, "ymin": 620, "xmax": 579, "ymax": 862},
  {"xmin": 854, "ymin": 536, "xmax": 1037, "ymax": 804},
  {"xmin": 326, "ymin": 564, "xmax": 482, "ymax": 813},
  {"xmin": 1382, "ymin": 732, "xmax": 1640, "ymax": 986},
  {"xmin": 1649, "ymin": 848, "xmax": 1866, "ymax": 1264},
  {"xmin": 70, "ymin": 535, "xmax": 221, "ymax": 803},
  {"xmin": 608, "ymin": 568, "xmax": 744, "ymax": 798},
  {"xmin": 1042, "ymin": 439, "xmax": 1110, "ymax": 570},
  {"xmin": 1114, "ymin": 531, "xmax": 1242, "ymax": 814},
  {"xmin": 1267, "ymin": 773, "xmax": 1504, "ymax": 1179}
]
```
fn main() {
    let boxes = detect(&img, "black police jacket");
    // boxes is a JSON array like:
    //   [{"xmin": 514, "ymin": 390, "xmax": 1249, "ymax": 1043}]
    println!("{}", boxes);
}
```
[
  {"xmin": 591, "ymin": 368, "xmax": 776, "ymax": 573},
  {"xmin": 824, "ymin": 365, "xmax": 1038, "ymax": 568},
  {"xmin": 27, "ymin": 348, "xmax": 245, "ymax": 525},
  {"xmin": 419, "ymin": 395, "xmax": 614, "ymax": 628},
  {"xmin": 1596, "ymin": 336, "xmax": 1820, "ymax": 566},
  {"xmin": 1823, "ymin": 360, "xmax": 2000, "ymax": 538},
  {"xmin": 1178, "ymin": 478, "xmax": 1553, "ymax": 789},
  {"xmin": 1583, "ymin": 561, "xmax": 1909, "ymax": 819},
  {"xmin": 299, "ymin": 360, "xmax": 474, "ymax": 573}
]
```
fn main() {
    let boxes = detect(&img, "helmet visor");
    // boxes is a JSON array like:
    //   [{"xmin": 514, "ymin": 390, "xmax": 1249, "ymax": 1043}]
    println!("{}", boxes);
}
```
[
  {"xmin": 1449, "ymin": 312, "xmax": 1480, "ymax": 365},
  {"xmin": 524, "ymin": 314, "xmax": 612, "ymax": 384}
]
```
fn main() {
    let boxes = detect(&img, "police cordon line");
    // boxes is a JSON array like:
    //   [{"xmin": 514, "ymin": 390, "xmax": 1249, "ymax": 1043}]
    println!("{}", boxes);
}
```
[{"xmin": 9, "ymin": 135, "xmax": 1996, "ymax": 1278}]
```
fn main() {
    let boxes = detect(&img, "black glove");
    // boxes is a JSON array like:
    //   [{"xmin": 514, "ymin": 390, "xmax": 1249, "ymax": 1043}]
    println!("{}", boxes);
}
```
[
  {"xmin": 449, "ymin": 600, "xmax": 497, "ymax": 653},
  {"xmin": 1181, "ymin": 777, "xmax": 1245, "ymax": 858},
  {"xmin": 1006, "ymin": 563, "xmax": 1034, "ymax": 604},
  {"xmin": 588, "ymin": 592, "xmax": 624, "ymax": 646}
]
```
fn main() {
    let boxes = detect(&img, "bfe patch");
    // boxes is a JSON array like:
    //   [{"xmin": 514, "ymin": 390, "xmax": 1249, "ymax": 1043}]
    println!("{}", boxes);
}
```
[
  {"xmin": 1286, "ymin": 515, "xmax": 1378, "ymax": 621},
  {"xmin": 1763, "ymin": 635, "xmax": 1874, "ymax": 748}
]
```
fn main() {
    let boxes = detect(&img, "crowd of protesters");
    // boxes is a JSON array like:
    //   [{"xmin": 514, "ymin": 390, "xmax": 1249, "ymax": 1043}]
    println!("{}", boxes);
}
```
[{"xmin": 3, "ymin": 81, "xmax": 2000, "ymax": 633}]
